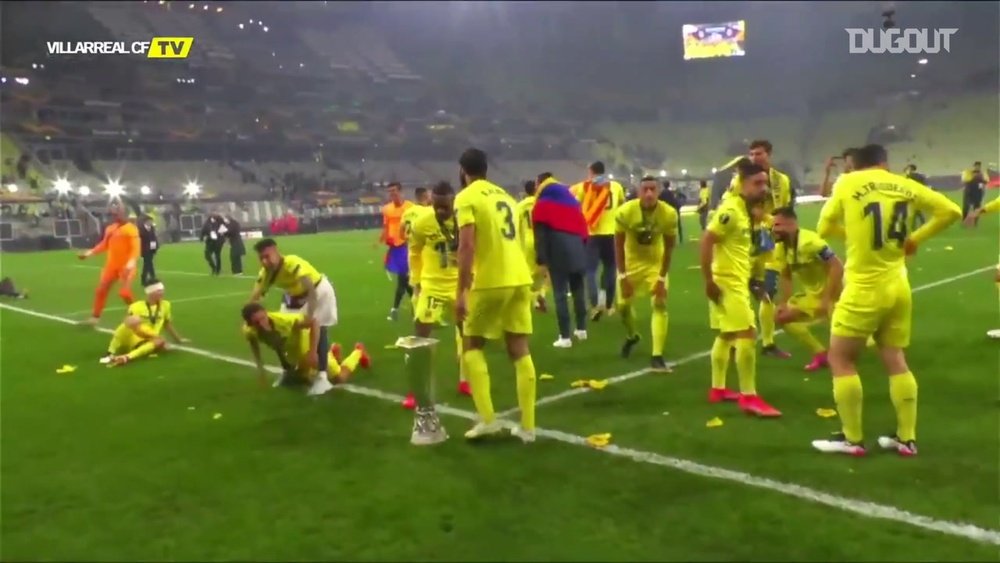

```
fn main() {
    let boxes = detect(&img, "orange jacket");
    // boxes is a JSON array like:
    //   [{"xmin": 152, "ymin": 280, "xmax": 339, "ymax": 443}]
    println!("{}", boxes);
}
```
[
  {"xmin": 90, "ymin": 221, "xmax": 140, "ymax": 269},
  {"xmin": 380, "ymin": 201, "xmax": 412, "ymax": 247}
]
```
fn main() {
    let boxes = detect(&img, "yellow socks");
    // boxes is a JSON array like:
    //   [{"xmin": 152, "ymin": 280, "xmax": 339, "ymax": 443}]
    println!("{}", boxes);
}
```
[
  {"xmin": 733, "ymin": 338, "xmax": 757, "ymax": 395},
  {"xmin": 463, "ymin": 349, "xmax": 495, "ymax": 423},
  {"xmin": 340, "ymin": 349, "xmax": 361, "ymax": 373},
  {"xmin": 833, "ymin": 374, "xmax": 864, "ymax": 443},
  {"xmin": 513, "ymin": 355, "xmax": 537, "ymax": 431},
  {"xmin": 620, "ymin": 302, "xmax": 638, "ymax": 338},
  {"xmin": 785, "ymin": 322, "xmax": 826, "ymax": 354},
  {"xmin": 650, "ymin": 307, "xmax": 668, "ymax": 356},
  {"xmin": 710, "ymin": 336, "xmax": 731, "ymax": 389},
  {"xmin": 454, "ymin": 328, "xmax": 466, "ymax": 383},
  {"xmin": 889, "ymin": 371, "xmax": 918, "ymax": 442},
  {"xmin": 759, "ymin": 300, "xmax": 776, "ymax": 346},
  {"xmin": 126, "ymin": 340, "xmax": 158, "ymax": 360}
]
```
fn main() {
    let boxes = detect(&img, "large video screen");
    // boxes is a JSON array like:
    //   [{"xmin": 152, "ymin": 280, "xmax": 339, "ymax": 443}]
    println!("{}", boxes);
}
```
[{"xmin": 682, "ymin": 21, "xmax": 746, "ymax": 61}]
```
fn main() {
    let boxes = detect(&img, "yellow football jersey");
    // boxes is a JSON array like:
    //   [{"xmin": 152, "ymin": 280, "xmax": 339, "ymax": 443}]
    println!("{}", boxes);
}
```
[
  {"xmin": 401, "ymin": 205, "xmax": 433, "ymax": 242},
  {"xmin": 126, "ymin": 299, "xmax": 172, "ymax": 335},
  {"xmin": 707, "ymin": 196, "xmax": 754, "ymax": 285},
  {"xmin": 242, "ymin": 311, "xmax": 308, "ymax": 361},
  {"xmin": 454, "ymin": 179, "xmax": 532, "ymax": 290},
  {"xmin": 698, "ymin": 187, "xmax": 710, "ymax": 210},
  {"xmin": 774, "ymin": 228, "xmax": 835, "ymax": 297},
  {"xmin": 409, "ymin": 210, "xmax": 459, "ymax": 296},
  {"xmin": 516, "ymin": 195, "xmax": 537, "ymax": 252},
  {"xmin": 615, "ymin": 199, "xmax": 678, "ymax": 272},
  {"xmin": 254, "ymin": 255, "xmax": 323, "ymax": 298},
  {"xmin": 725, "ymin": 167, "xmax": 792, "ymax": 216},
  {"xmin": 819, "ymin": 168, "xmax": 961, "ymax": 286}
]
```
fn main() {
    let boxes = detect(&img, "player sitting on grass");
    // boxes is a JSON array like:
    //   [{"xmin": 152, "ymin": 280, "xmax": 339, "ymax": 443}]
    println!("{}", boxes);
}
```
[
  {"xmin": 812, "ymin": 143, "xmax": 962, "ymax": 457},
  {"xmin": 101, "ymin": 280, "xmax": 188, "ymax": 366},
  {"xmin": 771, "ymin": 207, "xmax": 844, "ymax": 371},
  {"xmin": 241, "ymin": 302, "xmax": 369, "ymax": 390}
]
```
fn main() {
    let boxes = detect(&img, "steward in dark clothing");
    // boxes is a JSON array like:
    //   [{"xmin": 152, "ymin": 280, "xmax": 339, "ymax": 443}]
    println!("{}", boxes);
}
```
[
  {"xmin": 659, "ymin": 181, "xmax": 686, "ymax": 243},
  {"xmin": 139, "ymin": 214, "xmax": 159, "ymax": 285},
  {"xmin": 200, "ymin": 214, "xmax": 225, "ymax": 276},
  {"xmin": 962, "ymin": 162, "xmax": 989, "ymax": 223},
  {"xmin": 223, "ymin": 216, "xmax": 245, "ymax": 275}
]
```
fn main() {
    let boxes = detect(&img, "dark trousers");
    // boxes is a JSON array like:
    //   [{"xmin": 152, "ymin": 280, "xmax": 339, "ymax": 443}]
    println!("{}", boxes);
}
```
[
  {"xmin": 141, "ymin": 251, "xmax": 157, "ymax": 284},
  {"xmin": 550, "ymin": 269, "xmax": 587, "ymax": 338},
  {"xmin": 230, "ymin": 246, "xmax": 244, "ymax": 275},
  {"xmin": 204, "ymin": 243, "xmax": 223, "ymax": 275},
  {"xmin": 699, "ymin": 209, "xmax": 709, "ymax": 231},
  {"xmin": 674, "ymin": 210, "xmax": 684, "ymax": 242},
  {"xmin": 963, "ymin": 188, "xmax": 984, "ymax": 220},
  {"xmin": 585, "ymin": 235, "xmax": 616, "ymax": 309}
]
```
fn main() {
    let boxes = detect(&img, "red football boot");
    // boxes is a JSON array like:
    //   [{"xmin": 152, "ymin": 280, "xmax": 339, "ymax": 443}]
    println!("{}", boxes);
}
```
[
  {"xmin": 354, "ymin": 343, "xmax": 371, "ymax": 369},
  {"xmin": 457, "ymin": 380, "xmax": 472, "ymax": 396},
  {"xmin": 708, "ymin": 388, "xmax": 741, "ymax": 403},
  {"xmin": 804, "ymin": 352, "xmax": 828, "ymax": 372},
  {"xmin": 739, "ymin": 394, "xmax": 782, "ymax": 417},
  {"xmin": 402, "ymin": 394, "xmax": 416, "ymax": 410},
  {"xmin": 329, "ymin": 343, "xmax": 342, "ymax": 364}
]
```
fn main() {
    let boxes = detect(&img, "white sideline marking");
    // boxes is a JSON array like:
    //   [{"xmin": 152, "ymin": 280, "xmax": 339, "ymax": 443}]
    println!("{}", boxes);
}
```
[
  {"xmin": 509, "ymin": 265, "xmax": 996, "ymax": 414},
  {"xmin": 63, "ymin": 291, "xmax": 248, "ymax": 317},
  {"xmin": 73, "ymin": 265, "xmax": 252, "ymax": 279},
  {"xmin": 2, "ymin": 302, "xmax": 999, "ymax": 546}
]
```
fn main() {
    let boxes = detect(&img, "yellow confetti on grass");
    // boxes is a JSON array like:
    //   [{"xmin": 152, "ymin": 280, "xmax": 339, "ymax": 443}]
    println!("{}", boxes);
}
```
[
  {"xmin": 586, "ymin": 433, "xmax": 612, "ymax": 448},
  {"xmin": 944, "ymin": 245, "xmax": 954, "ymax": 251},
  {"xmin": 816, "ymin": 408, "xmax": 838, "ymax": 418},
  {"xmin": 384, "ymin": 344, "xmax": 398, "ymax": 350},
  {"xmin": 55, "ymin": 365, "xmax": 77, "ymax": 374},
  {"xmin": 539, "ymin": 373, "xmax": 555, "ymax": 381},
  {"xmin": 212, "ymin": 413, "xmax": 223, "ymax": 420},
  {"xmin": 571, "ymin": 379, "xmax": 608, "ymax": 390},
  {"xmin": 706, "ymin": 417, "xmax": 724, "ymax": 428}
]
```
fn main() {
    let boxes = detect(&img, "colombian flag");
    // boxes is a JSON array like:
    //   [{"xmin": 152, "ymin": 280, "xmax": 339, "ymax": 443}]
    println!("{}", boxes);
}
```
[{"xmin": 532, "ymin": 177, "xmax": 589, "ymax": 239}]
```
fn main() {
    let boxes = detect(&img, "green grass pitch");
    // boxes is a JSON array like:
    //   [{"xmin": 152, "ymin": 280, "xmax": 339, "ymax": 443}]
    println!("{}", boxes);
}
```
[{"xmin": 1, "ymin": 198, "xmax": 998, "ymax": 561}]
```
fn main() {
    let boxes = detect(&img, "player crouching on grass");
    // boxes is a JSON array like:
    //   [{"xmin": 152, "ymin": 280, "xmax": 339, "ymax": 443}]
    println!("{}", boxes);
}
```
[
  {"xmin": 101, "ymin": 280, "xmax": 188, "ymax": 366},
  {"xmin": 770, "ymin": 207, "xmax": 844, "ymax": 371},
  {"xmin": 248, "ymin": 238, "xmax": 340, "ymax": 396},
  {"xmin": 241, "ymin": 302, "xmax": 370, "ymax": 390}
]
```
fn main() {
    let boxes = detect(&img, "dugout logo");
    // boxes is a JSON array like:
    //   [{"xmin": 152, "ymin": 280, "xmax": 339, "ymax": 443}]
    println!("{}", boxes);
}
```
[
  {"xmin": 46, "ymin": 37, "xmax": 194, "ymax": 59},
  {"xmin": 845, "ymin": 28, "xmax": 956, "ymax": 54}
]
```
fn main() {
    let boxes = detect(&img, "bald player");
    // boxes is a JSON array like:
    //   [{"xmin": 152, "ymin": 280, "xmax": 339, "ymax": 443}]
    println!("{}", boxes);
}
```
[{"xmin": 78, "ymin": 201, "xmax": 140, "ymax": 326}]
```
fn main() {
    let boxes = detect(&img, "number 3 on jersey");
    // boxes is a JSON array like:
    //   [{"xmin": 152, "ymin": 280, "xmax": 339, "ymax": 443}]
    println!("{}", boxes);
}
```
[
  {"xmin": 496, "ymin": 201, "xmax": 516, "ymax": 240},
  {"xmin": 863, "ymin": 201, "xmax": 908, "ymax": 249}
]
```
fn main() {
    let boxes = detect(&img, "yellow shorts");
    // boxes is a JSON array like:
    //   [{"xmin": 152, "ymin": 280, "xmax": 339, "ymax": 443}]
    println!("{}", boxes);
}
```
[
  {"xmin": 108, "ymin": 323, "xmax": 144, "ymax": 354},
  {"xmin": 464, "ymin": 285, "xmax": 533, "ymax": 339},
  {"xmin": 617, "ymin": 269, "xmax": 668, "ymax": 307},
  {"xmin": 708, "ymin": 283, "xmax": 756, "ymax": 333},
  {"xmin": 414, "ymin": 291, "xmax": 454, "ymax": 326},
  {"xmin": 831, "ymin": 278, "xmax": 912, "ymax": 348},
  {"xmin": 788, "ymin": 293, "xmax": 823, "ymax": 321}
]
